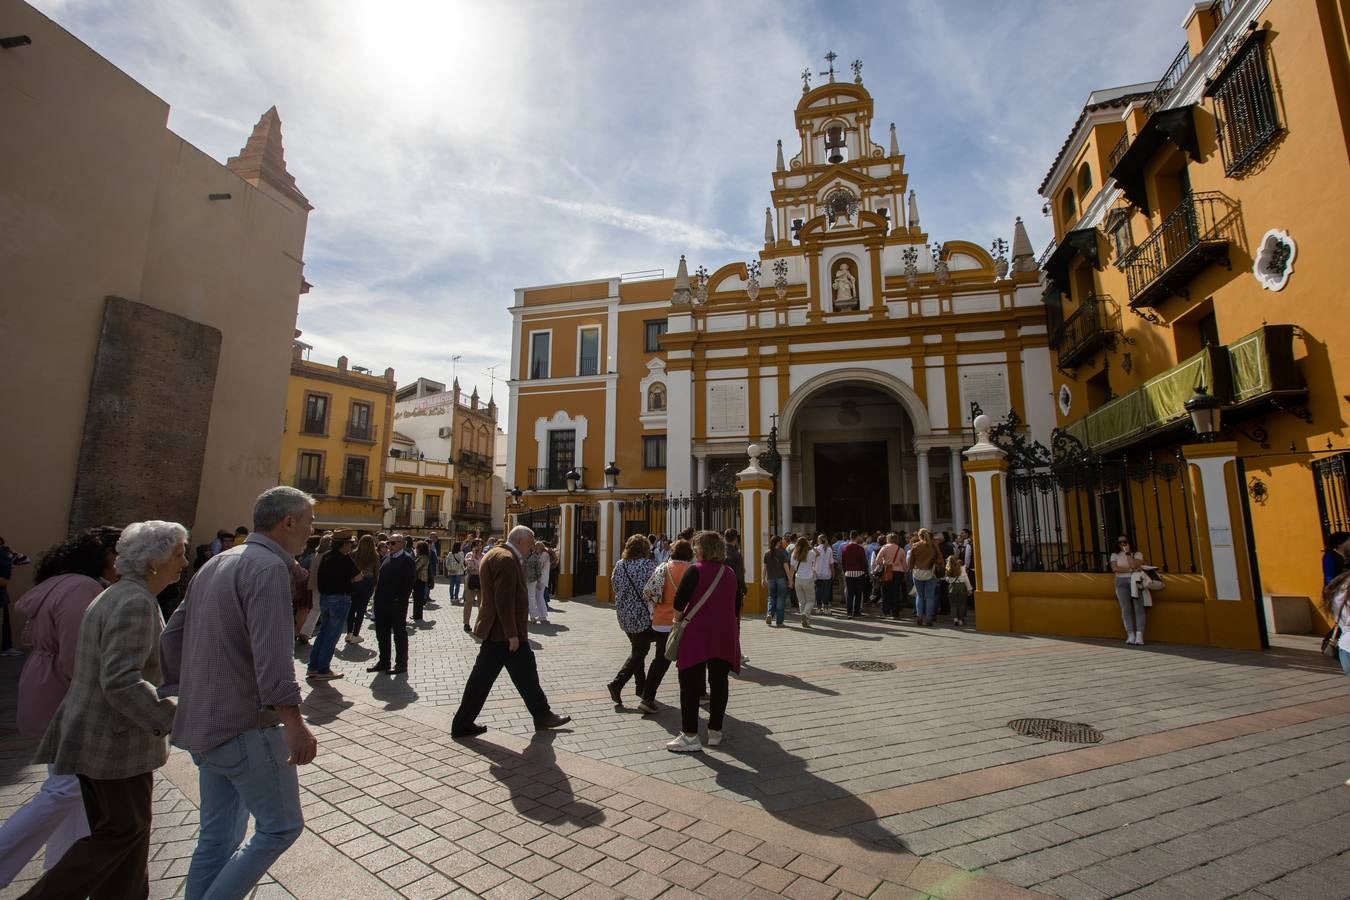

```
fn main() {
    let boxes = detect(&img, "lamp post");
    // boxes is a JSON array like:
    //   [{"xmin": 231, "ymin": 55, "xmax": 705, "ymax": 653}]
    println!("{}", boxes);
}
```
[
  {"xmin": 1185, "ymin": 386, "xmax": 1223, "ymax": 442},
  {"xmin": 604, "ymin": 461, "xmax": 620, "ymax": 492},
  {"xmin": 565, "ymin": 467, "xmax": 581, "ymax": 494}
]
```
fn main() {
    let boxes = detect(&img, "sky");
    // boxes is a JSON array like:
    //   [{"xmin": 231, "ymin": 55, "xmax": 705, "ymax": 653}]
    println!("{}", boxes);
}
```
[{"xmin": 33, "ymin": 0, "xmax": 1187, "ymax": 419}]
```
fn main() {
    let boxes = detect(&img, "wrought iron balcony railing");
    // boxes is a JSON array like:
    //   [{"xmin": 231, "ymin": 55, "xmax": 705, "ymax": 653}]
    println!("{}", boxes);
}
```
[
  {"xmin": 1052, "ymin": 295, "xmax": 1124, "ymax": 371},
  {"xmin": 340, "ymin": 479, "xmax": 373, "ymax": 499},
  {"xmin": 528, "ymin": 466, "xmax": 585, "ymax": 491},
  {"xmin": 290, "ymin": 474, "xmax": 328, "ymax": 496},
  {"xmin": 1108, "ymin": 132, "xmax": 1130, "ymax": 169},
  {"xmin": 345, "ymin": 421, "xmax": 376, "ymax": 443},
  {"xmin": 457, "ymin": 450, "xmax": 492, "ymax": 472},
  {"xmin": 1119, "ymin": 191, "xmax": 1239, "ymax": 309},
  {"xmin": 1143, "ymin": 43, "xmax": 1192, "ymax": 117},
  {"xmin": 457, "ymin": 500, "xmax": 493, "ymax": 518}
]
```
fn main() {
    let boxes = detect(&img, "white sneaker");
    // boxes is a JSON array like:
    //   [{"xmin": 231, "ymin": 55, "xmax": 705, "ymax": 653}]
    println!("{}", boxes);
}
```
[
  {"xmin": 1135, "ymin": 633, "xmax": 1145, "ymax": 646},
  {"xmin": 349, "ymin": 633, "xmax": 364, "ymax": 643},
  {"xmin": 1125, "ymin": 635, "xmax": 1136, "ymax": 644},
  {"xmin": 707, "ymin": 729, "xmax": 723, "ymax": 747},
  {"xmin": 666, "ymin": 733, "xmax": 702, "ymax": 753}
]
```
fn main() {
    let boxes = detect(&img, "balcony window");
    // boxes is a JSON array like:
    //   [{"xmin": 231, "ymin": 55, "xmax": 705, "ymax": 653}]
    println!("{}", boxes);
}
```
[
  {"xmin": 644, "ymin": 319, "xmax": 668, "ymax": 353},
  {"xmin": 343, "ymin": 457, "xmax": 368, "ymax": 497},
  {"xmin": 347, "ymin": 401, "xmax": 373, "ymax": 441},
  {"xmin": 1207, "ymin": 32, "xmax": 1281, "ymax": 177},
  {"xmin": 529, "ymin": 332, "xmax": 550, "ymax": 379},
  {"xmin": 302, "ymin": 393, "xmax": 328, "ymax": 435},
  {"xmin": 297, "ymin": 452, "xmax": 324, "ymax": 495},
  {"xmin": 1106, "ymin": 210, "xmax": 1133, "ymax": 262},
  {"xmin": 547, "ymin": 429, "xmax": 575, "ymax": 489},
  {"xmin": 578, "ymin": 327, "xmax": 600, "ymax": 376},
  {"xmin": 1060, "ymin": 188, "xmax": 1076, "ymax": 225}
]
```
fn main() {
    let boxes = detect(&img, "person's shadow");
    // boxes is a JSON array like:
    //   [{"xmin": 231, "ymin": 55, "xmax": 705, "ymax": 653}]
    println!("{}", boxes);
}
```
[
  {"xmin": 733, "ymin": 668, "xmax": 840, "ymax": 696},
  {"xmin": 369, "ymin": 673, "xmax": 419, "ymax": 711},
  {"xmin": 302, "ymin": 684, "xmax": 355, "ymax": 726},
  {"xmin": 470, "ymin": 732, "xmax": 601, "ymax": 826}
]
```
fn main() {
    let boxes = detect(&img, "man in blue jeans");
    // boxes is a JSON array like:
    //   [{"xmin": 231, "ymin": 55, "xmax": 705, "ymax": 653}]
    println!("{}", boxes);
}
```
[{"xmin": 162, "ymin": 487, "xmax": 318, "ymax": 899}]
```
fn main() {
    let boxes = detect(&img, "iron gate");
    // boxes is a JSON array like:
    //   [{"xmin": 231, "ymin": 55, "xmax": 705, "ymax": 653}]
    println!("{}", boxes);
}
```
[
  {"xmin": 617, "ymin": 492, "xmax": 742, "ymax": 541},
  {"xmin": 516, "ymin": 505, "xmax": 560, "ymax": 546},
  {"xmin": 573, "ymin": 504, "xmax": 598, "ymax": 595},
  {"xmin": 1313, "ymin": 452, "xmax": 1350, "ymax": 542}
]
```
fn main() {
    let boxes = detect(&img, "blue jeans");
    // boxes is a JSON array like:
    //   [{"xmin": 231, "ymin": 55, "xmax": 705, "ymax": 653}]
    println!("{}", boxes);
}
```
[
  {"xmin": 814, "ymin": 577, "xmax": 832, "ymax": 612},
  {"xmin": 914, "ymin": 576, "xmax": 938, "ymax": 619},
  {"xmin": 766, "ymin": 578, "xmax": 788, "ymax": 625},
  {"xmin": 187, "ymin": 727, "xmax": 304, "ymax": 899},
  {"xmin": 448, "ymin": 574, "xmax": 463, "ymax": 599},
  {"xmin": 308, "ymin": 593, "xmax": 350, "ymax": 673},
  {"xmin": 1340, "ymin": 647, "xmax": 1350, "ymax": 675}
]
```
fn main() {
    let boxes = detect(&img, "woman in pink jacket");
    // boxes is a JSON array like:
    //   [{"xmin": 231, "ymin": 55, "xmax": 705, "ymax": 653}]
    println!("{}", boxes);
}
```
[
  {"xmin": 0, "ymin": 526, "xmax": 120, "ymax": 886},
  {"xmin": 666, "ymin": 531, "xmax": 741, "ymax": 753}
]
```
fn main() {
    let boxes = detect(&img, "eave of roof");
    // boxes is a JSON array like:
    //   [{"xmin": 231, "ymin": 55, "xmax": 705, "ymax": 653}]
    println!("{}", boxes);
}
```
[{"xmin": 1038, "ymin": 82, "xmax": 1157, "ymax": 195}]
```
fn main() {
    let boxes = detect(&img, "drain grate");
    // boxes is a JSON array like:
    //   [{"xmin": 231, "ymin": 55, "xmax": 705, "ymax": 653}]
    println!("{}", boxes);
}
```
[
  {"xmin": 1008, "ymin": 718, "xmax": 1103, "ymax": 743},
  {"xmin": 841, "ymin": 660, "xmax": 897, "ymax": 672}
]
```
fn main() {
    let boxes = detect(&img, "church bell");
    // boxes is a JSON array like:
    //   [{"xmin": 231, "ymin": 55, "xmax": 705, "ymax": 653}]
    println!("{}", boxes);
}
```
[{"xmin": 824, "ymin": 124, "xmax": 846, "ymax": 164}]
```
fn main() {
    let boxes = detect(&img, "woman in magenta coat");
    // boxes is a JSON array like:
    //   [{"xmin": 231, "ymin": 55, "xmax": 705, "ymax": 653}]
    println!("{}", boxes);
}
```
[
  {"xmin": 666, "ymin": 530, "xmax": 741, "ymax": 753},
  {"xmin": 0, "ymin": 527, "xmax": 120, "ymax": 886}
]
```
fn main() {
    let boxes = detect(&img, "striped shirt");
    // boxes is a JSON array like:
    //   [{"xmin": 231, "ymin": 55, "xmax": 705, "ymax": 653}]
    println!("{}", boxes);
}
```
[{"xmin": 160, "ymin": 533, "xmax": 303, "ymax": 753}]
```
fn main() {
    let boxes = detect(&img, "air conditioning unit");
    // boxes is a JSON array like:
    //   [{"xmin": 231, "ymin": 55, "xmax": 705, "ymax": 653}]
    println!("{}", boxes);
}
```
[{"xmin": 438, "ymin": 427, "xmax": 453, "ymax": 438}]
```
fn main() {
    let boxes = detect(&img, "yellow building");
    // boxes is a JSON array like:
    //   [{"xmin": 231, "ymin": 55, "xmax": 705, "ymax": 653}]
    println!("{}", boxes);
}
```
[
  {"xmin": 1031, "ymin": 0, "xmax": 1350, "ymax": 643},
  {"xmin": 281, "ymin": 346, "xmax": 395, "ymax": 531},
  {"xmin": 509, "ymin": 61, "xmax": 1049, "ymax": 602}
]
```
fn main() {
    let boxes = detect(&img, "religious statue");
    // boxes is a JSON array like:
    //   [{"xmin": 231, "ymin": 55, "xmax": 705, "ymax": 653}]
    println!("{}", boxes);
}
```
[{"xmin": 833, "ymin": 262, "xmax": 858, "ymax": 310}]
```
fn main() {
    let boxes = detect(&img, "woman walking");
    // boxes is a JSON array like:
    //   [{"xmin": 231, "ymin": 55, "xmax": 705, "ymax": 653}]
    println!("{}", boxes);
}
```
[
  {"xmin": 309, "ymin": 531, "xmax": 361, "ymax": 679},
  {"xmin": 607, "ymin": 535, "xmax": 658, "ymax": 704},
  {"xmin": 345, "ymin": 534, "xmax": 379, "ymax": 644},
  {"xmin": 0, "ymin": 527, "xmax": 120, "ymax": 886},
  {"xmin": 909, "ymin": 529, "xmax": 943, "ymax": 626},
  {"xmin": 412, "ymin": 540, "xmax": 431, "ymax": 623},
  {"xmin": 524, "ymin": 544, "xmax": 548, "ymax": 624},
  {"xmin": 462, "ymin": 540, "xmax": 484, "ymax": 633},
  {"xmin": 1323, "ymin": 573, "xmax": 1350, "ymax": 674},
  {"xmin": 638, "ymin": 538, "xmax": 693, "ymax": 713},
  {"xmin": 944, "ymin": 552, "xmax": 973, "ymax": 627},
  {"xmin": 444, "ymin": 541, "xmax": 466, "ymax": 604},
  {"xmin": 875, "ymin": 532, "xmax": 905, "ymax": 619},
  {"xmin": 811, "ymin": 534, "xmax": 834, "ymax": 618},
  {"xmin": 762, "ymin": 535, "xmax": 790, "ymax": 627},
  {"xmin": 19, "ymin": 521, "xmax": 184, "ymax": 899},
  {"xmin": 790, "ymin": 537, "xmax": 815, "ymax": 628},
  {"xmin": 1111, "ymin": 535, "xmax": 1147, "ymax": 645},
  {"xmin": 666, "ymin": 531, "xmax": 740, "ymax": 752}
]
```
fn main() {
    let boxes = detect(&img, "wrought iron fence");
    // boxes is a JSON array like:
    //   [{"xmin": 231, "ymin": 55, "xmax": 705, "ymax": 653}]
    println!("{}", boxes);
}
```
[
  {"xmin": 573, "ymin": 504, "xmax": 598, "ymax": 595},
  {"xmin": 1108, "ymin": 132, "xmax": 1130, "ymax": 169},
  {"xmin": 1313, "ymin": 453, "xmax": 1350, "ymax": 543},
  {"xmin": 516, "ymin": 505, "xmax": 560, "ymax": 545},
  {"xmin": 992, "ymin": 415, "xmax": 1199, "ymax": 574},
  {"xmin": 617, "ymin": 492, "xmax": 741, "ymax": 540}
]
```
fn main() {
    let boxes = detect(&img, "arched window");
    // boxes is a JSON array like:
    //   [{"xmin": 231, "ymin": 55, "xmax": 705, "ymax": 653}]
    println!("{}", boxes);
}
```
[
  {"xmin": 1077, "ymin": 162, "xmax": 1093, "ymax": 198},
  {"xmin": 648, "ymin": 383, "xmax": 667, "ymax": 412},
  {"xmin": 1061, "ymin": 188, "xmax": 1077, "ymax": 224}
]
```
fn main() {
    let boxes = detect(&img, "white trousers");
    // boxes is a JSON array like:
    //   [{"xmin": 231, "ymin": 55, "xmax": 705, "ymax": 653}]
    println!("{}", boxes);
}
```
[
  {"xmin": 301, "ymin": 595, "xmax": 321, "ymax": 637},
  {"xmin": 794, "ymin": 577, "xmax": 816, "ymax": 617},
  {"xmin": 0, "ymin": 766, "xmax": 90, "ymax": 885},
  {"xmin": 527, "ymin": 581, "xmax": 549, "ymax": 621}
]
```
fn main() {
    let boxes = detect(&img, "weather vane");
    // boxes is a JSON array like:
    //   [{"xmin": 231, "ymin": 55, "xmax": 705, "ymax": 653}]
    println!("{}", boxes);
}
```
[
  {"xmin": 819, "ymin": 50, "xmax": 838, "ymax": 83},
  {"xmin": 850, "ymin": 59, "xmax": 863, "ymax": 83},
  {"xmin": 800, "ymin": 67, "xmax": 812, "ymax": 92}
]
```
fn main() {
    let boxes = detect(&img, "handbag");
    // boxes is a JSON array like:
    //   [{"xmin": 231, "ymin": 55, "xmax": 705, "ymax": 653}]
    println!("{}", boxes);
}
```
[
  {"xmin": 664, "ymin": 566, "xmax": 726, "ymax": 662},
  {"xmin": 1141, "ymin": 566, "xmax": 1164, "ymax": 592}
]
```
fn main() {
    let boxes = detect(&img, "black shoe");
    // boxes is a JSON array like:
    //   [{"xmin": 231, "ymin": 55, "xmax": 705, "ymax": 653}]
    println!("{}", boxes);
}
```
[
  {"xmin": 452, "ymin": 723, "xmax": 488, "ymax": 739},
  {"xmin": 463, "ymin": 624, "xmax": 472, "ymax": 634},
  {"xmin": 367, "ymin": 663, "xmax": 390, "ymax": 673},
  {"xmin": 390, "ymin": 665, "xmax": 407, "ymax": 674},
  {"xmin": 607, "ymin": 683, "xmax": 623, "ymax": 705},
  {"xmin": 536, "ymin": 713, "xmax": 571, "ymax": 730}
]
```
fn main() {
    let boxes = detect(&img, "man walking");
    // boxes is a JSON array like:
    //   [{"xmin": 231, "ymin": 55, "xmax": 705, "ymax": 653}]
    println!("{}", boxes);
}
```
[
  {"xmin": 369, "ymin": 534, "xmax": 416, "ymax": 674},
  {"xmin": 160, "ymin": 487, "xmax": 318, "ymax": 899},
  {"xmin": 450, "ymin": 526, "xmax": 570, "ymax": 738}
]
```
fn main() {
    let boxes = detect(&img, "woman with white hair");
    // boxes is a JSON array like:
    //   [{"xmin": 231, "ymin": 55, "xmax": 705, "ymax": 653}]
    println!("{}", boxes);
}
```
[{"xmin": 20, "ymin": 521, "xmax": 185, "ymax": 898}]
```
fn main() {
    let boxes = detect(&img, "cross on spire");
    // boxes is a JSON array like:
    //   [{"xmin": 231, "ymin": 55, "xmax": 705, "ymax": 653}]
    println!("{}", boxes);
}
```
[
  {"xmin": 819, "ymin": 50, "xmax": 838, "ymax": 83},
  {"xmin": 800, "ymin": 68, "xmax": 812, "ymax": 92},
  {"xmin": 850, "ymin": 59, "xmax": 863, "ymax": 83}
]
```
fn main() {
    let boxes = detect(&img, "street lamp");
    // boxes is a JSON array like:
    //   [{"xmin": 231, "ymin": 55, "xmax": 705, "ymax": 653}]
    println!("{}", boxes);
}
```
[
  {"xmin": 565, "ymin": 467, "xmax": 581, "ymax": 494},
  {"xmin": 509, "ymin": 486, "xmax": 523, "ymax": 507},
  {"xmin": 604, "ymin": 461, "xmax": 620, "ymax": 492},
  {"xmin": 1185, "ymin": 386, "xmax": 1223, "ymax": 442}
]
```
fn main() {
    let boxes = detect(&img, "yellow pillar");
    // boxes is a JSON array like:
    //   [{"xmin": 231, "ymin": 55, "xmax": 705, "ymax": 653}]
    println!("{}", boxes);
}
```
[
  {"xmin": 964, "ymin": 417, "xmax": 1012, "ymax": 632},
  {"xmin": 596, "ymin": 498, "xmax": 618, "ymax": 602},
  {"xmin": 737, "ymin": 446, "xmax": 772, "ymax": 616},
  {"xmin": 557, "ymin": 502, "xmax": 576, "ymax": 600},
  {"xmin": 1183, "ymin": 441, "xmax": 1263, "ymax": 650}
]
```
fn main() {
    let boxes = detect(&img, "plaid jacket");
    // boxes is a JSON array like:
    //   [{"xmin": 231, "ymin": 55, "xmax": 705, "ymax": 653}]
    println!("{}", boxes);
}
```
[{"xmin": 34, "ymin": 577, "xmax": 177, "ymax": 779}]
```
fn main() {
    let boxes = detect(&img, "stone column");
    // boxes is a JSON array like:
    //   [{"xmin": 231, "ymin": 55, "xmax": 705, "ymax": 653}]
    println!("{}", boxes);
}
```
[
  {"xmin": 916, "ymin": 446, "xmax": 933, "ymax": 528},
  {"xmin": 737, "ymin": 445, "xmax": 773, "ymax": 616},
  {"xmin": 1183, "ymin": 441, "xmax": 1262, "ymax": 650},
  {"xmin": 964, "ymin": 416, "xmax": 1011, "ymax": 632},
  {"xmin": 596, "ymin": 498, "xmax": 618, "ymax": 602},
  {"xmin": 557, "ymin": 501, "xmax": 577, "ymax": 599},
  {"xmin": 779, "ymin": 454, "xmax": 792, "ymax": 535},
  {"xmin": 949, "ymin": 447, "xmax": 966, "ymax": 532},
  {"xmin": 696, "ymin": 454, "xmax": 708, "ymax": 492}
]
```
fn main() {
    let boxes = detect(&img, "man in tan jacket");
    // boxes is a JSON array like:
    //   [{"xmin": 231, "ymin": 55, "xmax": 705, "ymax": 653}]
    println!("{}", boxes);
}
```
[{"xmin": 450, "ymin": 526, "xmax": 570, "ymax": 738}]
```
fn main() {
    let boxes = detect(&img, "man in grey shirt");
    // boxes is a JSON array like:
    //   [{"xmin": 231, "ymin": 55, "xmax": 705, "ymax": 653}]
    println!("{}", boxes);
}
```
[{"xmin": 161, "ymin": 486, "xmax": 318, "ymax": 898}]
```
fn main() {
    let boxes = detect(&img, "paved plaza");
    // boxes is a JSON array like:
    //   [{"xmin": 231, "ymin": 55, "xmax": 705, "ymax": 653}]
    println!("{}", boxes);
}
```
[{"xmin": 3, "ymin": 585, "xmax": 1349, "ymax": 899}]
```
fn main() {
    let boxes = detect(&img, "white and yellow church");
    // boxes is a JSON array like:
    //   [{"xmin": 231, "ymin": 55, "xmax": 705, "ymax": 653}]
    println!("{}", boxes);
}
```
[{"xmin": 507, "ymin": 61, "xmax": 1052, "ymax": 551}]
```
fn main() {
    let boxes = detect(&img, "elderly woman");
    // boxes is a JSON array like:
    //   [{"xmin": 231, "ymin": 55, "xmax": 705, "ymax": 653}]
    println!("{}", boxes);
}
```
[
  {"xmin": 0, "ymin": 527, "xmax": 120, "ymax": 887},
  {"xmin": 20, "ymin": 521, "xmax": 184, "ymax": 899},
  {"xmin": 666, "ymin": 531, "xmax": 741, "ymax": 752},
  {"xmin": 638, "ymin": 538, "xmax": 693, "ymax": 714},
  {"xmin": 607, "ymin": 535, "xmax": 658, "ymax": 705}
]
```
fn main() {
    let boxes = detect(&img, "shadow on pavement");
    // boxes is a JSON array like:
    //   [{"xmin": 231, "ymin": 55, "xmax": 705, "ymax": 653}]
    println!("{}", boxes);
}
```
[
  {"xmin": 303, "ymin": 685, "xmax": 355, "ymax": 726},
  {"xmin": 369, "ymin": 673, "xmax": 419, "ymax": 711},
  {"xmin": 733, "ymin": 668, "xmax": 840, "ymax": 696},
  {"xmin": 470, "ymin": 731, "xmax": 602, "ymax": 826}
]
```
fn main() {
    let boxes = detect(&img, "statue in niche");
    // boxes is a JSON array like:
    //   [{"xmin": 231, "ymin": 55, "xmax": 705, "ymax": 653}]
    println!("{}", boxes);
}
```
[{"xmin": 832, "ymin": 261, "xmax": 859, "ymax": 311}]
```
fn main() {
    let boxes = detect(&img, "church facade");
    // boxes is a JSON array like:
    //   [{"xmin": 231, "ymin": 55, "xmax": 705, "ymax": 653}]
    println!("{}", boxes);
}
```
[{"xmin": 508, "ymin": 66, "xmax": 1051, "ymax": 541}]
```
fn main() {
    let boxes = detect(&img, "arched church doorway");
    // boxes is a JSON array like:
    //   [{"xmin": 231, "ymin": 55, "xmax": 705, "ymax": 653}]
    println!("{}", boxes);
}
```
[{"xmin": 784, "ymin": 382, "xmax": 932, "ymax": 538}]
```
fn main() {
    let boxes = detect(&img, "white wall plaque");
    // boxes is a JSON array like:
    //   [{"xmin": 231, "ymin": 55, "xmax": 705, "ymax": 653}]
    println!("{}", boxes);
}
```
[
  {"xmin": 1058, "ymin": 384, "xmax": 1073, "ymax": 416},
  {"xmin": 1253, "ymin": 229, "xmax": 1296, "ymax": 292},
  {"xmin": 707, "ymin": 382, "xmax": 748, "ymax": 435},
  {"xmin": 960, "ymin": 370, "xmax": 1009, "ymax": 425}
]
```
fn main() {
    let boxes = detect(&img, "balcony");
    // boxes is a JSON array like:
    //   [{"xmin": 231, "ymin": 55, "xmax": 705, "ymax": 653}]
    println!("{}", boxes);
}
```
[
  {"xmin": 290, "ymin": 474, "xmax": 329, "ymax": 496},
  {"xmin": 457, "ymin": 450, "xmax": 493, "ymax": 473},
  {"xmin": 457, "ymin": 500, "xmax": 493, "ymax": 519},
  {"xmin": 1059, "ymin": 325, "xmax": 1304, "ymax": 455},
  {"xmin": 1120, "ymin": 192, "xmax": 1240, "ymax": 310},
  {"xmin": 1108, "ymin": 132, "xmax": 1130, "ymax": 170},
  {"xmin": 300, "ymin": 418, "xmax": 327, "ymax": 436},
  {"xmin": 340, "ymin": 479, "xmax": 373, "ymax": 499},
  {"xmin": 528, "ymin": 466, "xmax": 584, "ymax": 491},
  {"xmin": 1052, "ymin": 295, "xmax": 1123, "ymax": 372},
  {"xmin": 386, "ymin": 456, "xmax": 453, "ymax": 480},
  {"xmin": 345, "ymin": 421, "xmax": 377, "ymax": 444},
  {"xmin": 1143, "ymin": 43, "xmax": 1191, "ymax": 117}
]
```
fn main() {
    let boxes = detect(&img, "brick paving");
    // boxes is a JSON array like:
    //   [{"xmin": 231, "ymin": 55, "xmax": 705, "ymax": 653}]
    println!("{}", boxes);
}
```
[{"xmin": 2, "ymin": 581, "xmax": 1349, "ymax": 898}]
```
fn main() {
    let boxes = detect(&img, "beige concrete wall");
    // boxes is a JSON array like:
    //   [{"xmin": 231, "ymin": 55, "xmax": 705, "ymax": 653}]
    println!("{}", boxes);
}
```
[{"xmin": 0, "ymin": 0, "xmax": 309, "ymax": 596}]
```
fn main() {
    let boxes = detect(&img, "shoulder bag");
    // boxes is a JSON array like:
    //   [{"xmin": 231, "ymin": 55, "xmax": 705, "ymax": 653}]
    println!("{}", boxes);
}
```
[{"xmin": 664, "ymin": 566, "xmax": 726, "ymax": 662}]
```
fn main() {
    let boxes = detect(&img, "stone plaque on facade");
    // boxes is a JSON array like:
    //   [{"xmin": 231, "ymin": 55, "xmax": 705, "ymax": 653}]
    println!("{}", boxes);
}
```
[
  {"xmin": 69, "ymin": 296, "xmax": 222, "ymax": 533},
  {"xmin": 959, "ymin": 370, "xmax": 1009, "ymax": 425},
  {"xmin": 707, "ymin": 381, "xmax": 748, "ymax": 435}
]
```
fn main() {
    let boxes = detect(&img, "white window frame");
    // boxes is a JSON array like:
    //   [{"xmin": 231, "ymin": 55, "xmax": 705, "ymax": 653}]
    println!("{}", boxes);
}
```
[
  {"xmin": 527, "ymin": 329, "xmax": 553, "ymax": 380},
  {"xmin": 575, "ymin": 324, "xmax": 602, "ymax": 378}
]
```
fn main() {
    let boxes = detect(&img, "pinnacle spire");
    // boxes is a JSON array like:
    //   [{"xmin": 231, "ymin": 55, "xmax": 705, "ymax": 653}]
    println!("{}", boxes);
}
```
[
  {"xmin": 671, "ymin": 255, "xmax": 692, "ymax": 305},
  {"xmin": 775, "ymin": 139, "xmax": 785, "ymax": 172},
  {"xmin": 907, "ymin": 190, "xmax": 920, "ymax": 230},
  {"xmin": 889, "ymin": 122, "xmax": 899, "ymax": 157},
  {"xmin": 764, "ymin": 207, "xmax": 775, "ymax": 244},
  {"xmin": 227, "ymin": 106, "xmax": 311, "ymax": 210},
  {"xmin": 1011, "ymin": 216, "xmax": 1037, "ymax": 272}
]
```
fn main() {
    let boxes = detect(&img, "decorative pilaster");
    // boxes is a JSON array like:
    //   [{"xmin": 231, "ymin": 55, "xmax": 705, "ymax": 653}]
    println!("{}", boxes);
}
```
[
  {"xmin": 596, "ymin": 499, "xmax": 619, "ymax": 602},
  {"xmin": 737, "ymin": 445, "xmax": 773, "ymax": 615},
  {"xmin": 964, "ymin": 415, "xmax": 1011, "ymax": 632},
  {"xmin": 916, "ymin": 447, "xmax": 933, "ymax": 528},
  {"xmin": 779, "ymin": 454, "xmax": 793, "ymax": 535},
  {"xmin": 557, "ymin": 502, "xmax": 577, "ymax": 599},
  {"xmin": 1182, "ymin": 441, "xmax": 1262, "ymax": 650},
  {"xmin": 949, "ymin": 448, "xmax": 966, "ymax": 532}
]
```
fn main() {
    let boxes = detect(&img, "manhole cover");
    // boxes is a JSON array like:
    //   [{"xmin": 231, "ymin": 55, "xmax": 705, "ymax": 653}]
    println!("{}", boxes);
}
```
[
  {"xmin": 1008, "ymin": 718, "xmax": 1103, "ymax": 743},
  {"xmin": 841, "ymin": 660, "xmax": 897, "ymax": 672}
]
